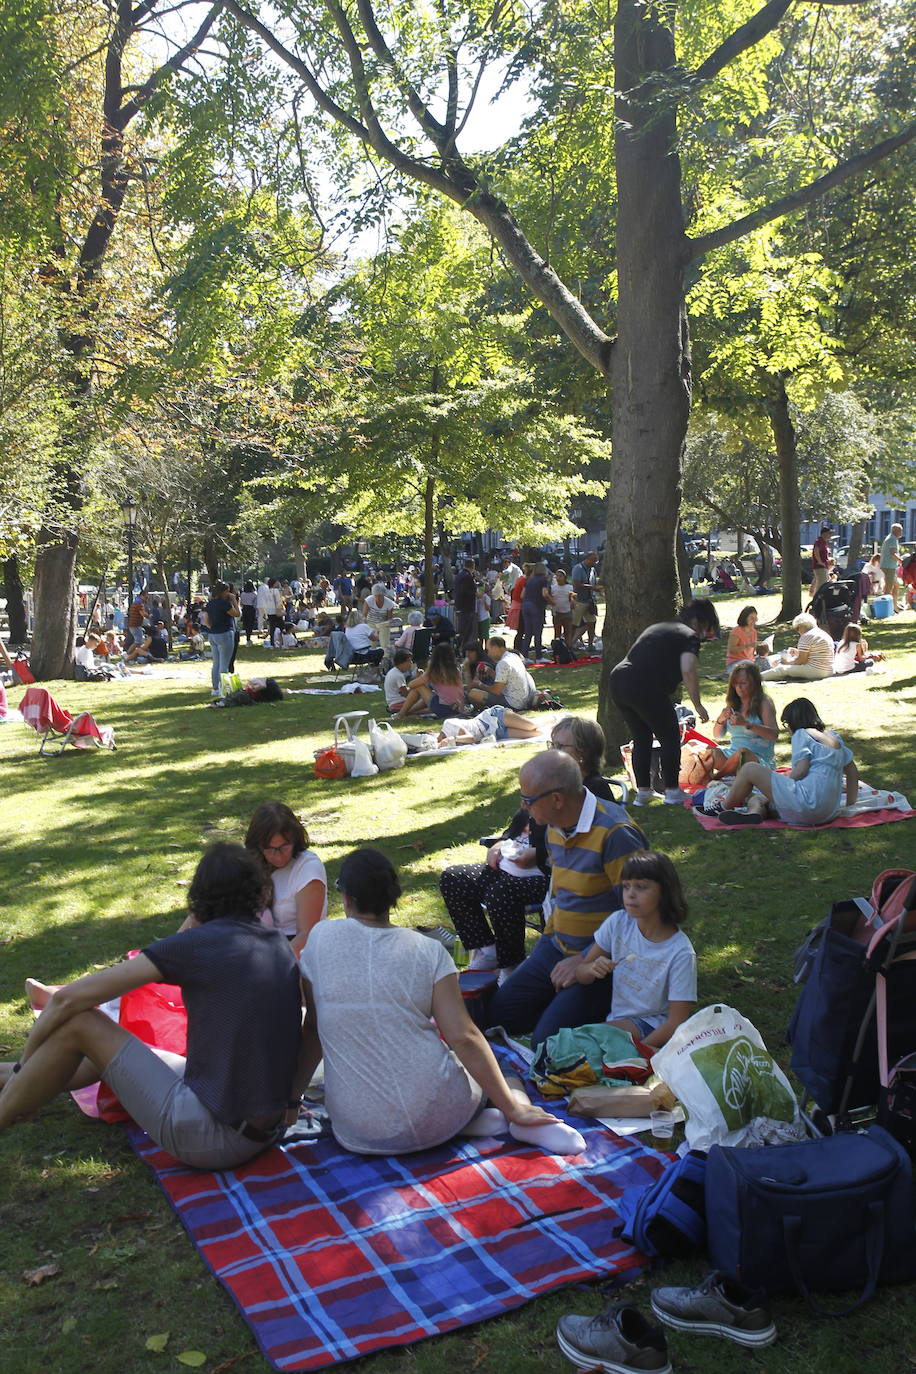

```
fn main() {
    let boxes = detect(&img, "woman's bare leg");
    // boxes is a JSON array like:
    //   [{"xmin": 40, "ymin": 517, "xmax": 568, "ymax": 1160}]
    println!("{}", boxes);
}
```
[
  {"xmin": 724, "ymin": 761, "xmax": 777, "ymax": 809},
  {"xmin": 710, "ymin": 748, "xmax": 742, "ymax": 778},
  {"xmin": 0, "ymin": 1011, "xmax": 133, "ymax": 1130},
  {"xmin": 504, "ymin": 711, "xmax": 541, "ymax": 738}
]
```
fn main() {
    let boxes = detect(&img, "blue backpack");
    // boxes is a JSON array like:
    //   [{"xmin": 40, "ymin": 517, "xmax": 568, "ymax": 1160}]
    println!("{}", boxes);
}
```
[{"xmin": 616, "ymin": 1151, "xmax": 707, "ymax": 1258}]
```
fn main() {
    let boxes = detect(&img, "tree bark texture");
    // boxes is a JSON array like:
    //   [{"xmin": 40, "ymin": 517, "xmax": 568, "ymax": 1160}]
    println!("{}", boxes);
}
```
[
  {"xmin": 848, "ymin": 517, "xmax": 866, "ymax": 565},
  {"xmin": 423, "ymin": 474, "xmax": 435, "ymax": 607},
  {"xmin": 599, "ymin": 0, "xmax": 691, "ymax": 750},
  {"xmin": 3, "ymin": 556, "xmax": 28, "ymax": 645},
  {"xmin": 767, "ymin": 379, "xmax": 803, "ymax": 621}
]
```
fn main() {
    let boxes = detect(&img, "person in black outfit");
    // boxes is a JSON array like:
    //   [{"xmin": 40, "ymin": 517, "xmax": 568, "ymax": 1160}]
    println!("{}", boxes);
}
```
[
  {"xmin": 609, "ymin": 598, "xmax": 720, "ymax": 807},
  {"xmin": 453, "ymin": 559, "xmax": 479, "ymax": 653}
]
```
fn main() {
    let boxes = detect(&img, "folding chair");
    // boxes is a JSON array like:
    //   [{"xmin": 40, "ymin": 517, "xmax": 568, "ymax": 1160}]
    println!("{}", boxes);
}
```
[{"xmin": 19, "ymin": 686, "xmax": 116, "ymax": 756}]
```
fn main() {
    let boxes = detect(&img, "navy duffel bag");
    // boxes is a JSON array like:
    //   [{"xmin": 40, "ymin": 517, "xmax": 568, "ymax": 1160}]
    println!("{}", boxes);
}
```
[{"xmin": 705, "ymin": 1126, "xmax": 916, "ymax": 1313}]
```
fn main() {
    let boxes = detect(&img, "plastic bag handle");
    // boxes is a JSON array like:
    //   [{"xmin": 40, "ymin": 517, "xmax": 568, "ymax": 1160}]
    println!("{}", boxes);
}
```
[{"xmin": 783, "ymin": 1202, "xmax": 883, "ymax": 1316}]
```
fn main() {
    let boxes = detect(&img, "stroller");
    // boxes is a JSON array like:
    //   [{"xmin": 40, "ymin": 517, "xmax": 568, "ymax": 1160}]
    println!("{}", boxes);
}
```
[
  {"xmin": 807, "ymin": 579, "xmax": 856, "ymax": 639},
  {"xmin": 787, "ymin": 870, "xmax": 916, "ymax": 1138}
]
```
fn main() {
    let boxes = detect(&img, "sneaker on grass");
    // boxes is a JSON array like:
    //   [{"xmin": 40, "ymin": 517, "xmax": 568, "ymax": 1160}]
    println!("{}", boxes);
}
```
[
  {"xmin": 650, "ymin": 1271, "xmax": 776, "ymax": 1347},
  {"xmin": 556, "ymin": 1302, "xmax": 671, "ymax": 1374}
]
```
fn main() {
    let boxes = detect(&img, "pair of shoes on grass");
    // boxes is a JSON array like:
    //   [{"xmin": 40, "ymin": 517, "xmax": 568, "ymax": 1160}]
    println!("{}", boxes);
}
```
[
  {"xmin": 632, "ymin": 787, "xmax": 691, "ymax": 807},
  {"xmin": 556, "ymin": 1273, "xmax": 776, "ymax": 1372}
]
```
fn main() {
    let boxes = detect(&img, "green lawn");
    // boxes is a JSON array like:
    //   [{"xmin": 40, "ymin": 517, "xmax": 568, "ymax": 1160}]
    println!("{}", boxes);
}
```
[{"xmin": 2, "ymin": 598, "xmax": 916, "ymax": 1374}]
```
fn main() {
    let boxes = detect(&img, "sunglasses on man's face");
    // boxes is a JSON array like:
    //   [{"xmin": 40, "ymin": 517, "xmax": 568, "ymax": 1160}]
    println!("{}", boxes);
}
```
[{"xmin": 519, "ymin": 788, "xmax": 556, "ymax": 808}]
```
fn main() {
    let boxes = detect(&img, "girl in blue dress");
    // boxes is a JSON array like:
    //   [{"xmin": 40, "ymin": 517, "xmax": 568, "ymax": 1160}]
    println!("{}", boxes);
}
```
[{"xmin": 719, "ymin": 698, "xmax": 858, "ymax": 826}]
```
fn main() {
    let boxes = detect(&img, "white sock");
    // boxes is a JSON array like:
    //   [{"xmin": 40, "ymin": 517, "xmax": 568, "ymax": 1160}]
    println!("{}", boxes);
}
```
[
  {"xmin": 460, "ymin": 1107, "xmax": 507, "ymax": 1137},
  {"xmin": 508, "ymin": 1120, "xmax": 587, "ymax": 1155}
]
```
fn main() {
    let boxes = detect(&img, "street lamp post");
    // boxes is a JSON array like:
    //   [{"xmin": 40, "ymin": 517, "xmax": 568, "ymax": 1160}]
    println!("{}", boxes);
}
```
[{"xmin": 121, "ymin": 498, "xmax": 138, "ymax": 605}]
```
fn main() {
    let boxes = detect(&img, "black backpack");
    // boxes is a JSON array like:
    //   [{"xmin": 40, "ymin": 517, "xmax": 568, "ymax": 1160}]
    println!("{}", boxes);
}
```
[{"xmin": 551, "ymin": 638, "xmax": 575, "ymax": 664}]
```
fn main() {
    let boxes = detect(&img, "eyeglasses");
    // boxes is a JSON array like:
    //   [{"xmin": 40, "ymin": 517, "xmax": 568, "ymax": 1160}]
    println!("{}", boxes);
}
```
[
  {"xmin": 520, "ymin": 787, "xmax": 556, "ymax": 808},
  {"xmin": 262, "ymin": 839, "xmax": 294, "ymax": 854}
]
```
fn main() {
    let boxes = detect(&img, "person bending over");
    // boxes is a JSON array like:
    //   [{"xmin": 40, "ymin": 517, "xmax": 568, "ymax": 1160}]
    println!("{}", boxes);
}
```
[
  {"xmin": 301, "ymin": 848, "xmax": 583, "ymax": 1155},
  {"xmin": 609, "ymin": 598, "xmax": 720, "ymax": 806},
  {"xmin": 0, "ymin": 844, "xmax": 304, "ymax": 1171}
]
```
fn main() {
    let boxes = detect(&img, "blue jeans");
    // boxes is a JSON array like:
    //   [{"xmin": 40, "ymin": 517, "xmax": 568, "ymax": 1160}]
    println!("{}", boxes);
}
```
[
  {"xmin": 208, "ymin": 630, "xmax": 236, "ymax": 692},
  {"xmin": 485, "ymin": 934, "xmax": 612, "ymax": 1048}
]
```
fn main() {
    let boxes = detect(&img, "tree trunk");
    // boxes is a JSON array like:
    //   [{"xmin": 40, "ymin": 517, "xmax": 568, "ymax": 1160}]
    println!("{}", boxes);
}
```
[
  {"xmin": 203, "ymin": 532, "xmax": 220, "ymax": 583},
  {"xmin": 599, "ymin": 0, "xmax": 691, "ymax": 750},
  {"xmin": 31, "ymin": 537, "xmax": 78, "ymax": 678},
  {"xmin": 441, "ymin": 537, "xmax": 453, "ymax": 595},
  {"xmin": 3, "ymin": 556, "xmax": 28, "ymax": 645},
  {"xmin": 767, "ymin": 380, "xmax": 802, "ymax": 621},
  {"xmin": 423, "ymin": 474, "xmax": 436, "ymax": 607},
  {"xmin": 675, "ymin": 526, "xmax": 692, "ymax": 603},
  {"xmin": 848, "ymin": 517, "xmax": 866, "ymax": 567}
]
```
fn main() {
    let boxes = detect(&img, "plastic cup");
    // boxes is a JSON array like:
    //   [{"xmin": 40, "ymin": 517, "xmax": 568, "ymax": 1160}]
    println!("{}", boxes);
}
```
[{"xmin": 650, "ymin": 1110, "xmax": 675, "ymax": 1143}]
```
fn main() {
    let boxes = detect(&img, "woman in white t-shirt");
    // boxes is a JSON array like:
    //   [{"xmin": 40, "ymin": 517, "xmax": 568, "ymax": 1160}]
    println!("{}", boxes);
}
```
[
  {"xmin": 575, "ymin": 851, "xmax": 696, "ymax": 1049},
  {"xmin": 550, "ymin": 570, "xmax": 575, "ymax": 644},
  {"xmin": 245, "ymin": 801, "xmax": 327, "ymax": 956},
  {"xmin": 301, "ymin": 849, "xmax": 583, "ymax": 1156}
]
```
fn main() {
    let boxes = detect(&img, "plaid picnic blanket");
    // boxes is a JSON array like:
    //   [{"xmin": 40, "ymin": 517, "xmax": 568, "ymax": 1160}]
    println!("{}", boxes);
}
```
[{"xmin": 127, "ymin": 1048, "xmax": 667, "ymax": 1371}]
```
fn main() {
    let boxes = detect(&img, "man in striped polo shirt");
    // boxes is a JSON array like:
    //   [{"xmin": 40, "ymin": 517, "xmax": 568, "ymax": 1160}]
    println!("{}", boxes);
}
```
[{"xmin": 486, "ymin": 751, "xmax": 646, "ymax": 1047}]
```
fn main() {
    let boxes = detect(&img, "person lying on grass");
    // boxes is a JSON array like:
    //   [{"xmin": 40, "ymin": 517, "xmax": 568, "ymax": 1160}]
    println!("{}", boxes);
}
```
[
  {"xmin": 300, "ymin": 847, "xmax": 585, "ymax": 1156},
  {"xmin": 0, "ymin": 844, "xmax": 311, "ymax": 1171},
  {"xmin": 574, "ymin": 851, "xmax": 697, "ymax": 1051}
]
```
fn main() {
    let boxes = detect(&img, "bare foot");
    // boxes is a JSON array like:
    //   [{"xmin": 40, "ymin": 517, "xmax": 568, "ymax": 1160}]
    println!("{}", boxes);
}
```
[{"xmin": 25, "ymin": 979, "xmax": 58, "ymax": 1011}]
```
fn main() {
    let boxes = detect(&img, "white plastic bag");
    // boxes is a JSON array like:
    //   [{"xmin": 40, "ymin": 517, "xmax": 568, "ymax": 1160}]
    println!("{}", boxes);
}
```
[
  {"xmin": 333, "ymin": 711, "xmax": 378, "ymax": 778},
  {"xmin": 368, "ymin": 718, "xmax": 407, "ymax": 770},
  {"xmin": 652, "ymin": 1003, "xmax": 804, "ymax": 1151}
]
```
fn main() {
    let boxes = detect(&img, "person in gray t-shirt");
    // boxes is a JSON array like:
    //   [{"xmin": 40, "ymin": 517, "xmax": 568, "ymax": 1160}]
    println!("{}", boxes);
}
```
[{"xmin": 0, "ymin": 844, "xmax": 303, "ymax": 1171}]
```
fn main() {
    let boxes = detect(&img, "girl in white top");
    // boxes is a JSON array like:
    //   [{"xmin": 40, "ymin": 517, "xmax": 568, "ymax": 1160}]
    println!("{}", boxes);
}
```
[
  {"xmin": 575, "ymin": 851, "xmax": 697, "ymax": 1050},
  {"xmin": 245, "ymin": 801, "xmax": 327, "ymax": 956}
]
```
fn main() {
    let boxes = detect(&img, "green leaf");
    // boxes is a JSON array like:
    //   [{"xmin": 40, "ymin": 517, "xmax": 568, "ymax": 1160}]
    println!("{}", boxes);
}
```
[
  {"xmin": 145, "ymin": 1333, "xmax": 169, "ymax": 1352},
  {"xmin": 176, "ymin": 1354, "xmax": 206, "ymax": 1368}
]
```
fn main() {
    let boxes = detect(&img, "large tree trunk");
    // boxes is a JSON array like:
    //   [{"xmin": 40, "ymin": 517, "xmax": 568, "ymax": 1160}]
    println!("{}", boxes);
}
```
[
  {"xmin": 203, "ymin": 532, "xmax": 220, "ymax": 583},
  {"xmin": 599, "ymin": 0, "xmax": 691, "ymax": 751},
  {"xmin": 31, "ymin": 538, "xmax": 78, "ymax": 678},
  {"xmin": 768, "ymin": 379, "xmax": 803, "ymax": 621},
  {"xmin": 423, "ymin": 474, "xmax": 436, "ymax": 607},
  {"xmin": 848, "ymin": 517, "xmax": 866, "ymax": 567},
  {"xmin": 3, "ymin": 555, "xmax": 28, "ymax": 645}
]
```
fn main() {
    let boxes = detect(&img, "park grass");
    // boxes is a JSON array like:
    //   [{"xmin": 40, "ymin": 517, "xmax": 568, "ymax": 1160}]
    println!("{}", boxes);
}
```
[{"xmin": 2, "ymin": 597, "xmax": 916, "ymax": 1374}]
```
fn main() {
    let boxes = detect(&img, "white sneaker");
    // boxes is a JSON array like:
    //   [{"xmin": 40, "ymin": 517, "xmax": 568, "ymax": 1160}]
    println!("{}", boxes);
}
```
[
  {"xmin": 632, "ymin": 788, "xmax": 658, "ymax": 806},
  {"xmin": 210, "ymin": 688, "xmax": 222, "ymax": 698},
  {"xmin": 664, "ymin": 787, "xmax": 692, "ymax": 805},
  {"xmin": 468, "ymin": 946, "xmax": 499, "ymax": 971}
]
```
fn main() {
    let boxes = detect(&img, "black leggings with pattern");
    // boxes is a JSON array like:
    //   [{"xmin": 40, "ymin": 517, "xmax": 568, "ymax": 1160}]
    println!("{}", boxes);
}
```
[{"xmin": 439, "ymin": 862, "xmax": 548, "ymax": 969}]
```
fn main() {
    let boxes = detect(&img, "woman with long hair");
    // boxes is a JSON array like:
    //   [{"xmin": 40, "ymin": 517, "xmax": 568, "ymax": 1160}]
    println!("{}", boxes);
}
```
[
  {"xmin": 710, "ymin": 663, "xmax": 778, "ymax": 776},
  {"xmin": 396, "ymin": 642, "xmax": 467, "ymax": 718}
]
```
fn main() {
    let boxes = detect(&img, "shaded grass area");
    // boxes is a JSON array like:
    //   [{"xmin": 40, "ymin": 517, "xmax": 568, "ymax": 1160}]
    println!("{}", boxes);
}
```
[{"xmin": 2, "ymin": 600, "xmax": 916, "ymax": 1374}]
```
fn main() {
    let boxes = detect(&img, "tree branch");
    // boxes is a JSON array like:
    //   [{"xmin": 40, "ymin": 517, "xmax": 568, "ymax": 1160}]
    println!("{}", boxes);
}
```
[
  {"xmin": 687, "ymin": 122, "xmax": 916, "ymax": 260},
  {"xmin": 117, "ymin": 3, "xmax": 225, "ymax": 127},
  {"xmin": 350, "ymin": 0, "xmax": 447, "ymax": 145},
  {"xmin": 693, "ymin": 0, "xmax": 793, "ymax": 85}
]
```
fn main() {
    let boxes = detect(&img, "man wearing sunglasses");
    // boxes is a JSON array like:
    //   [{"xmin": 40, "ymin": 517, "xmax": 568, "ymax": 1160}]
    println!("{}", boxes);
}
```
[{"xmin": 486, "ymin": 750, "xmax": 646, "ymax": 1047}]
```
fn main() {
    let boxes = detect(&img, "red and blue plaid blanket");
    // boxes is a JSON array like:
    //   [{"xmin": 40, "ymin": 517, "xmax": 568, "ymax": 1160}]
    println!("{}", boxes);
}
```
[{"xmin": 128, "ymin": 1053, "xmax": 667, "ymax": 1371}]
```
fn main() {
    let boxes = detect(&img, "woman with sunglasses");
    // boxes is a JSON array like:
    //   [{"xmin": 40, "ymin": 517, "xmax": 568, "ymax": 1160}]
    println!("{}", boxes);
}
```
[{"xmin": 245, "ymin": 801, "xmax": 327, "ymax": 956}]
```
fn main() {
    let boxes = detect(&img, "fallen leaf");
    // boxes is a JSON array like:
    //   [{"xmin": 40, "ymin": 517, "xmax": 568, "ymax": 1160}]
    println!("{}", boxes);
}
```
[
  {"xmin": 23, "ymin": 1264, "xmax": 61, "ymax": 1286},
  {"xmin": 145, "ymin": 1333, "xmax": 169, "ymax": 1352},
  {"xmin": 177, "ymin": 1353, "xmax": 207, "ymax": 1368},
  {"xmin": 94, "ymin": 1280, "xmax": 119, "ymax": 1290},
  {"xmin": 61, "ymin": 1318, "xmax": 76, "ymax": 1334}
]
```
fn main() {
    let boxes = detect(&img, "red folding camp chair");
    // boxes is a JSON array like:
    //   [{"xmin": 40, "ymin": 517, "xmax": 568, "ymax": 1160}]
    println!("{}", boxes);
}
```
[{"xmin": 19, "ymin": 686, "xmax": 116, "ymax": 756}]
